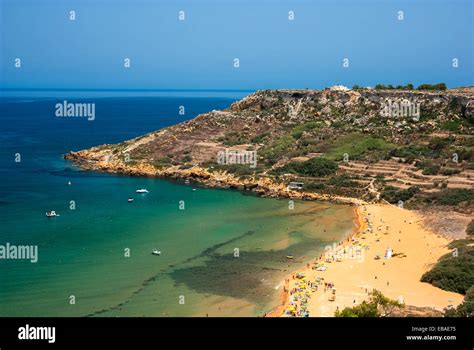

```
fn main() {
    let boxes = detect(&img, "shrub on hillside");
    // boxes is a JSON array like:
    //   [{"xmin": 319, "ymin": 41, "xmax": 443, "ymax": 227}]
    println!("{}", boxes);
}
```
[
  {"xmin": 424, "ymin": 189, "xmax": 474, "ymax": 206},
  {"xmin": 467, "ymin": 220, "xmax": 474, "ymax": 236},
  {"xmin": 335, "ymin": 290, "xmax": 403, "ymax": 317},
  {"xmin": 444, "ymin": 285, "xmax": 474, "ymax": 317},
  {"xmin": 421, "ymin": 241, "xmax": 474, "ymax": 295},
  {"xmin": 278, "ymin": 157, "xmax": 338, "ymax": 177},
  {"xmin": 381, "ymin": 186, "xmax": 420, "ymax": 204},
  {"xmin": 328, "ymin": 174, "xmax": 358, "ymax": 187},
  {"xmin": 417, "ymin": 83, "xmax": 447, "ymax": 91}
]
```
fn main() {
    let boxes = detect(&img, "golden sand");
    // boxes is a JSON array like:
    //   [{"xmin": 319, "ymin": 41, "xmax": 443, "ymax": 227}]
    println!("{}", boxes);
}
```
[{"xmin": 270, "ymin": 203, "xmax": 464, "ymax": 317}]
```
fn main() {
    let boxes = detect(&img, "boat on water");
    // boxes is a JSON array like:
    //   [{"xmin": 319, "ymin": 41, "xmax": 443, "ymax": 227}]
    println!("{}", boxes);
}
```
[
  {"xmin": 151, "ymin": 249, "xmax": 161, "ymax": 256},
  {"xmin": 184, "ymin": 179, "xmax": 190, "ymax": 184},
  {"xmin": 46, "ymin": 211, "xmax": 59, "ymax": 217},
  {"xmin": 128, "ymin": 198, "xmax": 134, "ymax": 202},
  {"xmin": 67, "ymin": 181, "xmax": 71, "ymax": 186},
  {"xmin": 136, "ymin": 189, "xmax": 149, "ymax": 193}
]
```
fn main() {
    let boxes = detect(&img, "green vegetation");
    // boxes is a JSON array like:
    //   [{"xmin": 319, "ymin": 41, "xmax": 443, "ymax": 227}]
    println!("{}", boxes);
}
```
[
  {"xmin": 217, "ymin": 132, "xmax": 247, "ymax": 146},
  {"xmin": 335, "ymin": 290, "xmax": 403, "ymax": 317},
  {"xmin": 303, "ymin": 182, "xmax": 326, "ymax": 191},
  {"xmin": 455, "ymin": 147, "xmax": 474, "ymax": 162},
  {"xmin": 286, "ymin": 144, "xmax": 319, "ymax": 158},
  {"xmin": 291, "ymin": 121, "xmax": 322, "ymax": 139},
  {"xmin": 250, "ymin": 132, "xmax": 270, "ymax": 144},
  {"xmin": 428, "ymin": 137, "xmax": 452, "ymax": 152},
  {"xmin": 389, "ymin": 145, "xmax": 428, "ymax": 164},
  {"xmin": 416, "ymin": 160, "xmax": 440, "ymax": 175},
  {"xmin": 423, "ymin": 189, "xmax": 474, "ymax": 206},
  {"xmin": 275, "ymin": 157, "xmax": 338, "ymax": 177},
  {"xmin": 417, "ymin": 83, "xmax": 447, "ymax": 91},
  {"xmin": 390, "ymin": 137, "xmax": 454, "ymax": 163},
  {"xmin": 421, "ymin": 239, "xmax": 474, "ymax": 295},
  {"xmin": 328, "ymin": 174, "xmax": 358, "ymax": 187},
  {"xmin": 439, "ymin": 168, "xmax": 461, "ymax": 176},
  {"xmin": 466, "ymin": 220, "xmax": 474, "ymax": 236},
  {"xmin": 323, "ymin": 133, "xmax": 394, "ymax": 161},
  {"xmin": 208, "ymin": 163, "xmax": 258, "ymax": 176},
  {"xmin": 374, "ymin": 83, "xmax": 414, "ymax": 90},
  {"xmin": 448, "ymin": 97, "xmax": 463, "ymax": 114},
  {"xmin": 445, "ymin": 286, "xmax": 474, "ymax": 317},
  {"xmin": 259, "ymin": 129, "xmax": 393, "ymax": 165},
  {"xmin": 153, "ymin": 156, "xmax": 173, "ymax": 166},
  {"xmin": 259, "ymin": 135, "xmax": 294, "ymax": 164},
  {"xmin": 182, "ymin": 154, "xmax": 192, "ymax": 162},
  {"xmin": 443, "ymin": 119, "xmax": 474, "ymax": 133},
  {"xmin": 381, "ymin": 186, "xmax": 420, "ymax": 204},
  {"xmin": 373, "ymin": 83, "xmax": 446, "ymax": 91}
]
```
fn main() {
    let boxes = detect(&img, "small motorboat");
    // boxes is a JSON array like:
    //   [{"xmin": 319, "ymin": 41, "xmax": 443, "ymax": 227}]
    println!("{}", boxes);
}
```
[
  {"xmin": 67, "ymin": 181, "xmax": 71, "ymax": 186},
  {"xmin": 128, "ymin": 198, "xmax": 134, "ymax": 203},
  {"xmin": 184, "ymin": 179, "xmax": 190, "ymax": 184},
  {"xmin": 46, "ymin": 211, "xmax": 59, "ymax": 217},
  {"xmin": 151, "ymin": 249, "xmax": 161, "ymax": 256},
  {"xmin": 192, "ymin": 188, "xmax": 197, "ymax": 192},
  {"xmin": 136, "ymin": 189, "xmax": 149, "ymax": 193}
]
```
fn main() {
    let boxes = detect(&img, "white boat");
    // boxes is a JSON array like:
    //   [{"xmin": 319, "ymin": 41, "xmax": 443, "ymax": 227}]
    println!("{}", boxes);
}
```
[
  {"xmin": 46, "ymin": 211, "xmax": 59, "ymax": 217},
  {"xmin": 151, "ymin": 249, "xmax": 161, "ymax": 256},
  {"xmin": 136, "ymin": 189, "xmax": 149, "ymax": 193},
  {"xmin": 67, "ymin": 181, "xmax": 71, "ymax": 186},
  {"xmin": 128, "ymin": 198, "xmax": 134, "ymax": 202}
]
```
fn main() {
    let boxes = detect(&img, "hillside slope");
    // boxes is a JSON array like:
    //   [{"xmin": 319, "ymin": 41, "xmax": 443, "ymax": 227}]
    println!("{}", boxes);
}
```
[{"xmin": 65, "ymin": 86, "xmax": 474, "ymax": 213}]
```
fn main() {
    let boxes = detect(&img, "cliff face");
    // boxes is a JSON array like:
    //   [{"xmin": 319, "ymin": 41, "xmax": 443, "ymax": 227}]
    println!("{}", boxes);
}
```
[{"xmin": 65, "ymin": 86, "xmax": 474, "ymax": 208}]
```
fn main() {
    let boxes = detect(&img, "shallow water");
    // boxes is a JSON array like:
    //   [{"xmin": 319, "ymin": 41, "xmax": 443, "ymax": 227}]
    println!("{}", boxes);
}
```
[{"xmin": 0, "ymin": 96, "xmax": 355, "ymax": 316}]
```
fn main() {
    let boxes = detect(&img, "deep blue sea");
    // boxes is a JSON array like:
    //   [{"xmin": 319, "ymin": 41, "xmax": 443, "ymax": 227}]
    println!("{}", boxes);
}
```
[{"xmin": 0, "ymin": 93, "xmax": 354, "ymax": 316}]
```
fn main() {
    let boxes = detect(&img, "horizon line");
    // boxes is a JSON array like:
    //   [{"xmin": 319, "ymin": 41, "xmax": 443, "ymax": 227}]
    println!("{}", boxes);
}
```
[
  {"xmin": 0, "ymin": 88, "xmax": 257, "ymax": 93},
  {"xmin": 2, "ymin": 83, "xmax": 473, "ymax": 93}
]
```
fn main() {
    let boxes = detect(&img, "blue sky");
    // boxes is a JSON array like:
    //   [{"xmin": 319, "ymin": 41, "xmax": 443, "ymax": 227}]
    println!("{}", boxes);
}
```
[{"xmin": 1, "ymin": 0, "xmax": 473, "ymax": 91}]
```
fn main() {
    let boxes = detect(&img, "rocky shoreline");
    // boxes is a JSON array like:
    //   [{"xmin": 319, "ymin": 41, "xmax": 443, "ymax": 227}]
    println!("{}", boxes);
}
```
[
  {"xmin": 65, "ymin": 149, "xmax": 366, "ymax": 206},
  {"xmin": 63, "ymin": 86, "xmax": 473, "ymax": 215}
]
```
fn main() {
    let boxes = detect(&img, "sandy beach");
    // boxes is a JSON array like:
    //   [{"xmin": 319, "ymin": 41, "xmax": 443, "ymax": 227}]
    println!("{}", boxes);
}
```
[{"xmin": 269, "ymin": 203, "xmax": 464, "ymax": 317}]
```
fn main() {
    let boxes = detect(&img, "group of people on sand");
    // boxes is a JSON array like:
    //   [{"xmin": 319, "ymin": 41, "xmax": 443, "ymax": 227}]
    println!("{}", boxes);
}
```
[
  {"xmin": 286, "ymin": 277, "xmax": 314, "ymax": 317},
  {"xmin": 285, "ymin": 272, "xmax": 339, "ymax": 317},
  {"xmin": 285, "ymin": 206, "xmax": 376, "ymax": 317}
]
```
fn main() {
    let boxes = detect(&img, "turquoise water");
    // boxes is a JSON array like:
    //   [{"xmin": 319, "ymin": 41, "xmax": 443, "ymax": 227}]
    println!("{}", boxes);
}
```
[{"xmin": 0, "ymin": 96, "xmax": 355, "ymax": 316}]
